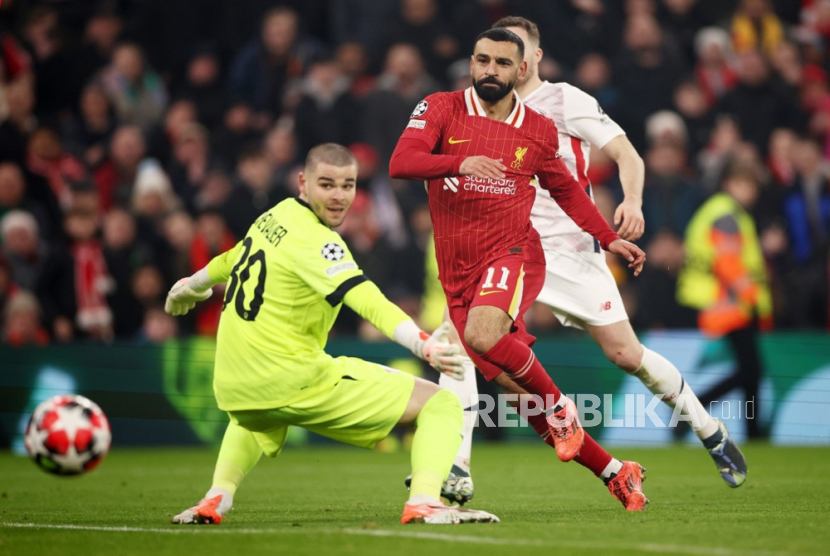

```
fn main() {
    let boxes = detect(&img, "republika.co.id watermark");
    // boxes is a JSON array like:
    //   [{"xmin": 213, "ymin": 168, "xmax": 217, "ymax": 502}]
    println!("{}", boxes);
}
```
[{"xmin": 463, "ymin": 393, "xmax": 755, "ymax": 428}]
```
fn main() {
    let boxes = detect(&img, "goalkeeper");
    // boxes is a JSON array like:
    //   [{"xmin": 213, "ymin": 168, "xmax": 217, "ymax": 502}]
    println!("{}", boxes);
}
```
[{"xmin": 165, "ymin": 143, "xmax": 498, "ymax": 525}]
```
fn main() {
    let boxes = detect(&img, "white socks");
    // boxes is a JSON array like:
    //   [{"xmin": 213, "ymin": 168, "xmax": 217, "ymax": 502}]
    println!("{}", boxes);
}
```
[
  {"xmin": 439, "ymin": 357, "xmax": 478, "ymax": 473},
  {"xmin": 632, "ymin": 347, "xmax": 719, "ymax": 440}
]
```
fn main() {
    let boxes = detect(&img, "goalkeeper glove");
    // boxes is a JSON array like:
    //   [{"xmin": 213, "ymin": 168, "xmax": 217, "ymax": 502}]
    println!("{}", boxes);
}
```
[
  {"xmin": 419, "ymin": 322, "xmax": 468, "ymax": 381},
  {"xmin": 164, "ymin": 277, "xmax": 213, "ymax": 316}
]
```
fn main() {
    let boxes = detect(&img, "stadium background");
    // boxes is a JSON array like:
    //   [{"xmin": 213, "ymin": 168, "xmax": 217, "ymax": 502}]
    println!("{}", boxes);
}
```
[{"xmin": 1, "ymin": 0, "xmax": 829, "ymax": 450}]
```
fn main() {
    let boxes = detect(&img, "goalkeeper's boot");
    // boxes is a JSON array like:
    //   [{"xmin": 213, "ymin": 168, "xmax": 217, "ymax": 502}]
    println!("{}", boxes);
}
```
[
  {"xmin": 401, "ymin": 501, "xmax": 499, "ymax": 524},
  {"xmin": 605, "ymin": 461, "xmax": 648, "ymax": 511},
  {"xmin": 546, "ymin": 395, "xmax": 584, "ymax": 462},
  {"xmin": 404, "ymin": 464, "xmax": 475, "ymax": 505},
  {"xmin": 172, "ymin": 489, "xmax": 232, "ymax": 525},
  {"xmin": 703, "ymin": 419, "xmax": 747, "ymax": 487}
]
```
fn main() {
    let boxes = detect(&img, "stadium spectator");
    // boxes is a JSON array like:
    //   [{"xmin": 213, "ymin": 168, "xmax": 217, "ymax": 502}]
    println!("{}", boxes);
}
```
[
  {"xmin": 172, "ymin": 48, "xmax": 226, "ymax": 131},
  {"xmin": 223, "ymin": 145, "xmax": 284, "ymax": 240},
  {"xmin": 189, "ymin": 211, "xmax": 234, "ymax": 336},
  {"xmin": 674, "ymin": 80, "xmax": 716, "ymax": 159},
  {"xmin": 770, "ymin": 41, "xmax": 805, "ymax": 88},
  {"xmin": 18, "ymin": 6, "xmax": 78, "ymax": 122},
  {"xmin": 38, "ymin": 207, "xmax": 114, "ymax": 342},
  {"xmin": 210, "ymin": 100, "xmax": 262, "ymax": 170},
  {"xmin": 766, "ymin": 127, "xmax": 797, "ymax": 185},
  {"xmin": 102, "ymin": 208, "xmax": 152, "ymax": 338},
  {"xmin": 613, "ymin": 14, "xmax": 687, "ymax": 152},
  {"xmin": 135, "ymin": 305, "xmax": 179, "ymax": 344},
  {"xmin": 97, "ymin": 42, "xmax": 168, "ymax": 132},
  {"xmin": 2, "ymin": 289, "xmax": 49, "ymax": 346},
  {"xmin": 0, "ymin": 161, "xmax": 58, "ymax": 241},
  {"xmin": 167, "ymin": 123, "xmax": 212, "ymax": 211},
  {"xmin": 160, "ymin": 210, "xmax": 197, "ymax": 291},
  {"xmin": 335, "ymin": 42, "xmax": 376, "ymax": 98},
  {"xmin": 631, "ymin": 230, "xmax": 698, "ymax": 329},
  {"xmin": 782, "ymin": 138, "xmax": 830, "ymax": 327},
  {"xmin": 574, "ymin": 52, "xmax": 621, "ymax": 116},
  {"xmin": 194, "ymin": 169, "xmax": 234, "ymax": 214},
  {"xmin": 24, "ymin": 127, "xmax": 87, "ymax": 210},
  {"xmin": 227, "ymin": 7, "xmax": 321, "ymax": 120},
  {"xmin": 72, "ymin": 8, "xmax": 124, "ymax": 89},
  {"xmin": 329, "ymin": 0, "xmax": 397, "ymax": 51},
  {"xmin": 61, "ymin": 84, "xmax": 117, "ymax": 172},
  {"xmin": 131, "ymin": 160, "xmax": 180, "ymax": 233},
  {"xmin": 731, "ymin": 0, "xmax": 785, "ymax": 57},
  {"xmin": 678, "ymin": 164, "xmax": 772, "ymax": 439},
  {"xmin": 0, "ymin": 252, "xmax": 18, "ymax": 332},
  {"xmin": 377, "ymin": 0, "xmax": 458, "ymax": 82},
  {"xmin": 130, "ymin": 264, "xmax": 167, "ymax": 316},
  {"xmin": 293, "ymin": 55, "xmax": 361, "ymax": 155},
  {"xmin": 657, "ymin": 0, "xmax": 713, "ymax": 64},
  {"xmin": 716, "ymin": 48, "xmax": 803, "ymax": 157},
  {"xmin": 0, "ymin": 78, "xmax": 37, "ymax": 166},
  {"xmin": 693, "ymin": 27, "xmax": 738, "ymax": 109},
  {"xmin": 95, "ymin": 125, "xmax": 147, "ymax": 211},
  {"xmin": 145, "ymin": 98, "xmax": 199, "ymax": 167},
  {"xmin": 1, "ymin": 210, "xmax": 45, "ymax": 291},
  {"xmin": 640, "ymin": 138, "xmax": 704, "ymax": 245},
  {"xmin": 362, "ymin": 44, "xmax": 439, "ymax": 165}
]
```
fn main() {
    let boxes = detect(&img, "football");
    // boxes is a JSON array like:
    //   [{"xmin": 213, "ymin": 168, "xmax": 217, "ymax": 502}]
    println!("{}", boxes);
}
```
[{"xmin": 24, "ymin": 394, "xmax": 112, "ymax": 476}]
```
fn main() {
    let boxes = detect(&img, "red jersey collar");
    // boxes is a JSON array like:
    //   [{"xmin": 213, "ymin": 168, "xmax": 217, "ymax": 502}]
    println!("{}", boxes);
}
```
[{"xmin": 464, "ymin": 86, "xmax": 526, "ymax": 128}]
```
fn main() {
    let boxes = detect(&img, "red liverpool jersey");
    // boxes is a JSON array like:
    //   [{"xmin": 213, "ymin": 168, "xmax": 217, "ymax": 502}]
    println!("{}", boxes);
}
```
[{"xmin": 390, "ymin": 86, "xmax": 619, "ymax": 296}]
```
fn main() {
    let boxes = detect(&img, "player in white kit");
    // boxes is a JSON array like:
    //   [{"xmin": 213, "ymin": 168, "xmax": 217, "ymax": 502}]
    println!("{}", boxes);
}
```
[{"xmin": 419, "ymin": 18, "xmax": 748, "ymax": 504}]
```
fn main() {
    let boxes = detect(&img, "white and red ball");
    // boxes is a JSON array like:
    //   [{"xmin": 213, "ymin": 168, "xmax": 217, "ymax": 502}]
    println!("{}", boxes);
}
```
[{"xmin": 24, "ymin": 395, "xmax": 112, "ymax": 476}]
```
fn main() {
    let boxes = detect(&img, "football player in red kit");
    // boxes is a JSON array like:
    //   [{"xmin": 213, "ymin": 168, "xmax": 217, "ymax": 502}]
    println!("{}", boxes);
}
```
[{"xmin": 389, "ymin": 28, "xmax": 648, "ymax": 510}]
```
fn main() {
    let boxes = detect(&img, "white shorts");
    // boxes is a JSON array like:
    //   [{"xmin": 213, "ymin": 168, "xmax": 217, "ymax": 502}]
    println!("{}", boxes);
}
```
[{"xmin": 535, "ymin": 250, "xmax": 629, "ymax": 330}]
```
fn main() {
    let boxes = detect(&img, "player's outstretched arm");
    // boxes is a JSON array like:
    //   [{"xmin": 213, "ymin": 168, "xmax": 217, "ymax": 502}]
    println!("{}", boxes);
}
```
[
  {"xmin": 389, "ymin": 137, "xmax": 466, "ymax": 180},
  {"xmin": 165, "ymin": 241, "xmax": 243, "ymax": 316},
  {"xmin": 164, "ymin": 268, "xmax": 215, "ymax": 316},
  {"xmin": 603, "ymin": 136, "xmax": 645, "ymax": 241},
  {"xmin": 343, "ymin": 281, "xmax": 467, "ymax": 379}
]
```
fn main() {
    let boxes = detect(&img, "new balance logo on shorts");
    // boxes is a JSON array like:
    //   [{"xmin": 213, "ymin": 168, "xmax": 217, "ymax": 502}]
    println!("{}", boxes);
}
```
[{"xmin": 600, "ymin": 301, "xmax": 612, "ymax": 312}]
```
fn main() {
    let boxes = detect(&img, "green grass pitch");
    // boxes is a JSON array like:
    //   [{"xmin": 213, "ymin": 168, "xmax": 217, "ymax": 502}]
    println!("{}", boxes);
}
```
[{"xmin": 1, "ymin": 442, "xmax": 828, "ymax": 556}]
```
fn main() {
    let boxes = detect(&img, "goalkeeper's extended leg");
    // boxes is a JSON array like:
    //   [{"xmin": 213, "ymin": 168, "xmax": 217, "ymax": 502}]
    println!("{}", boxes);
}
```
[
  {"xmin": 405, "ymin": 316, "xmax": 478, "ymax": 505},
  {"xmin": 172, "ymin": 421, "xmax": 265, "ymax": 524},
  {"xmin": 400, "ymin": 383, "xmax": 498, "ymax": 524}
]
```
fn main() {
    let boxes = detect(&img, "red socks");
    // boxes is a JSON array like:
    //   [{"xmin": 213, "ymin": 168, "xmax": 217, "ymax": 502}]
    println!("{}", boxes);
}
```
[
  {"xmin": 484, "ymin": 333, "xmax": 614, "ymax": 478},
  {"xmin": 480, "ymin": 334, "xmax": 561, "ymax": 407}
]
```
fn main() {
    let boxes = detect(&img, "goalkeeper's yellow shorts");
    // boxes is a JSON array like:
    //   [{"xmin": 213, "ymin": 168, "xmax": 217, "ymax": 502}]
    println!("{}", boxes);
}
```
[{"xmin": 228, "ymin": 356, "xmax": 415, "ymax": 456}]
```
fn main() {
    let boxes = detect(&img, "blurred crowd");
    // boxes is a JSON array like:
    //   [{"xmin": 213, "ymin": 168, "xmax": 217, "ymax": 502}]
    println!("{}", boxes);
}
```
[{"xmin": 0, "ymin": 0, "xmax": 828, "ymax": 347}]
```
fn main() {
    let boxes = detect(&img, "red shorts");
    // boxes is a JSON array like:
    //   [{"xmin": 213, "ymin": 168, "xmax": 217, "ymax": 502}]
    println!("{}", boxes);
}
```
[{"xmin": 447, "ymin": 255, "xmax": 545, "ymax": 381}]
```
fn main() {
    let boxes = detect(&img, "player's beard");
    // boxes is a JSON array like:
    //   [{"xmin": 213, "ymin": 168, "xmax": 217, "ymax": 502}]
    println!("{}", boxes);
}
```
[{"xmin": 473, "ymin": 75, "xmax": 515, "ymax": 102}]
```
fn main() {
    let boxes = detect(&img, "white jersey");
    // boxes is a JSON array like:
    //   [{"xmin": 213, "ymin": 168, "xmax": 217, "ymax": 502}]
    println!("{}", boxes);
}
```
[{"xmin": 523, "ymin": 82, "xmax": 625, "ymax": 253}]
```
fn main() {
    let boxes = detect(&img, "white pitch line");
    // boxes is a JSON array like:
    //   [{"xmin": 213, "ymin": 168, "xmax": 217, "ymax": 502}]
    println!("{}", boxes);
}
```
[{"xmin": 0, "ymin": 522, "xmax": 795, "ymax": 556}]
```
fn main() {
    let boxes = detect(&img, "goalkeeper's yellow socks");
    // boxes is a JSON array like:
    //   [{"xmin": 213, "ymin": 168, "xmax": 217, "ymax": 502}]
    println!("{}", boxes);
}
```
[
  {"xmin": 211, "ymin": 421, "xmax": 263, "ymax": 496},
  {"xmin": 408, "ymin": 389, "xmax": 463, "ymax": 501}
]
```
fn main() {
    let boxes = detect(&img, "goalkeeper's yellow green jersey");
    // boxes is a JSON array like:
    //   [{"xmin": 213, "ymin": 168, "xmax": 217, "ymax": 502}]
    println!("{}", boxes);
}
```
[{"xmin": 207, "ymin": 198, "xmax": 409, "ymax": 410}]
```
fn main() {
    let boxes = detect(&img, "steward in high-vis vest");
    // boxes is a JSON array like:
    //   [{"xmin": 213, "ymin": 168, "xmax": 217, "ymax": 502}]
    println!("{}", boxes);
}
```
[
  {"xmin": 676, "ymin": 165, "xmax": 770, "ymax": 440},
  {"xmin": 677, "ymin": 173, "xmax": 772, "ymax": 336}
]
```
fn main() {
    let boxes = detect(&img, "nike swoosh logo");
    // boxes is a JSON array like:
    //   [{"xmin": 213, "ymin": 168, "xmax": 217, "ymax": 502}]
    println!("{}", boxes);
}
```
[
  {"xmin": 479, "ymin": 290, "xmax": 502, "ymax": 296},
  {"xmin": 448, "ymin": 137, "xmax": 471, "ymax": 144}
]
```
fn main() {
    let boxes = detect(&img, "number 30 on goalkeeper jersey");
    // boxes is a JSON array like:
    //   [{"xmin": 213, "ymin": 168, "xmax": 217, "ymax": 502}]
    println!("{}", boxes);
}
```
[{"xmin": 205, "ymin": 198, "xmax": 367, "ymax": 411}]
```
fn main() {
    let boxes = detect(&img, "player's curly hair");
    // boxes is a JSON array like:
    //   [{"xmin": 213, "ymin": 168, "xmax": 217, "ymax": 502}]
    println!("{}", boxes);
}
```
[
  {"xmin": 474, "ymin": 28, "xmax": 525, "ymax": 59},
  {"xmin": 492, "ymin": 16, "xmax": 541, "ymax": 48}
]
